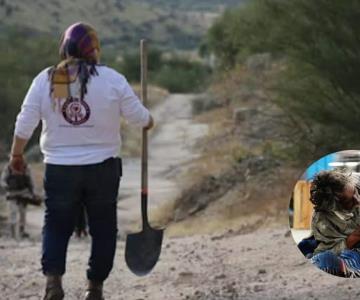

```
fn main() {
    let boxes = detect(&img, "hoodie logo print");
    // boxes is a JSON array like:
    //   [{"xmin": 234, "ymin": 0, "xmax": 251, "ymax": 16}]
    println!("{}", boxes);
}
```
[{"xmin": 62, "ymin": 97, "xmax": 91, "ymax": 126}]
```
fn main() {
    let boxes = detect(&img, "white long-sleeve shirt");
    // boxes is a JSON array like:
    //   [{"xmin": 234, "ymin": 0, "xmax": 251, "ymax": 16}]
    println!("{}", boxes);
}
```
[{"xmin": 15, "ymin": 66, "xmax": 150, "ymax": 165}]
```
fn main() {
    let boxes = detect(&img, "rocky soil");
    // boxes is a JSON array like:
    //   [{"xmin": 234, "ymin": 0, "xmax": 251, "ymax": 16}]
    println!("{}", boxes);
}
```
[{"xmin": 2, "ymin": 226, "xmax": 360, "ymax": 300}]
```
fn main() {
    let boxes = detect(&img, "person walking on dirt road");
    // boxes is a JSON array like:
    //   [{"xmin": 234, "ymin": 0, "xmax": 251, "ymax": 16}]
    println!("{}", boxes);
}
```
[{"xmin": 8, "ymin": 22, "xmax": 154, "ymax": 300}]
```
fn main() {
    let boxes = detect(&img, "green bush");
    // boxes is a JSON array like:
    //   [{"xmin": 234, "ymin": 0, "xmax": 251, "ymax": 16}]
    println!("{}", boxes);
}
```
[
  {"xmin": 119, "ymin": 49, "xmax": 211, "ymax": 93},
  {"xmin": 153, "ymin": 58, "xmax": 211, "ymax": 93},
  {"xmin": 119, "ymin": 48, "xmax": 163, "ymax": 83},
  {"xmin": 0, "ymin": 27, "xmax": 58, "ymax": 154}
]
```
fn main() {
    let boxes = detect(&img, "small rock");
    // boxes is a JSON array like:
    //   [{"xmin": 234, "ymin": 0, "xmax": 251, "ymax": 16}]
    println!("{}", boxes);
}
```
[
  {"xmin": 254, "ymin": 285, "xmax": 264, "ymax": 292},
  {"xmin": 214, "ymin": 274, "xmax": 227, "ymax": 280},
  {"xmin": 179, "ymin": 272, "xmax": 193, "ymax": 277},
  {"xmin": 284, "ymin": 230, "xmax": 291, "ymax": 238},
  {"xmin": 258, "ymin": 269, "xmax": 267, "ymax": 275}
]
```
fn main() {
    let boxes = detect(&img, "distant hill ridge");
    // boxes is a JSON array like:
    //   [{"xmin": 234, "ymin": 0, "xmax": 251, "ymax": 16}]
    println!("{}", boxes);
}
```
[{"xmin": 0, "ymin": 0, "xmax": 245, "ymax": 50}]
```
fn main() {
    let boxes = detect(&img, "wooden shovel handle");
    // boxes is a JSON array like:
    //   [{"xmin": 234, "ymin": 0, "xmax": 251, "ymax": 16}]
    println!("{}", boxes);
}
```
[{"xmin": 141, "ymin": 39, "xmax": 148, "ymax": 195}]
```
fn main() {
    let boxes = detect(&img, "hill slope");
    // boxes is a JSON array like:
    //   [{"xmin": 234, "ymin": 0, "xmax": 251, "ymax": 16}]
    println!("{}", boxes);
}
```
[{"xmin": 0, "ymin": 0, "xmax": 246, "ymax": 50}]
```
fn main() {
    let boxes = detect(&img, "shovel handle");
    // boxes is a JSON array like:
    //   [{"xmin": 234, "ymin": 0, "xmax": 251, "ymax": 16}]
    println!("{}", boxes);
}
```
[
  {"xmin": 140, "ymin": 39, "xmax": 149, "ymax": 226},
  {"xmin": 141, "ymin": 39, "xmax": 148, "ymax": 193}
]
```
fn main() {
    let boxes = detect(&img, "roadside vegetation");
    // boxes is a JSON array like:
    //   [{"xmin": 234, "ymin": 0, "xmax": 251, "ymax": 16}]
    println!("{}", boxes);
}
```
[
  {"xmin": 0, "ymin": 27, "xmax": 58, "ymax": 158},
  {"xmin": 0, "ymin": 0, "xmax": 243, "ymax": 51},
  {"xmin": 204, "ymin": 0, "xmax": 360, "ymax": 164},
  {"xmin": 115, "ymin": 48, "xmax": 211, "ymax": 93},
  {"xmin": 167, "ymin": 0, "xmax": 360, "ymax": 235}
]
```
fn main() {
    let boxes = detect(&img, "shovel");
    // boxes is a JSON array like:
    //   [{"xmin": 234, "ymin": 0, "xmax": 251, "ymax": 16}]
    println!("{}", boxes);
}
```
[{"xmin": 125, "ymin": 39, "xmax": 164, "ymax": 276}]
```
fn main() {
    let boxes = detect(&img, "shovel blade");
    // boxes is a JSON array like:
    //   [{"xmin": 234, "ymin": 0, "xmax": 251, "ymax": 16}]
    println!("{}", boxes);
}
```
[{"xmin": 125, "ymin": 224, "xmax": 164, "ymax": 276}]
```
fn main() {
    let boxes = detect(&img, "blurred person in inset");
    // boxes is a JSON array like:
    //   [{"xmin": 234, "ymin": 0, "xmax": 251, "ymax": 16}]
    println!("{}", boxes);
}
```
[
  {"xmin": 0, "ymin": 162, "xmax": 42, "ymax": 238},
  {"xmin": 308, "ymin": 169, "xmax": 360, "ymax": 277},
  {"xmin": 8, "ymin": 22, "xmax": 153, "ymax": 300}
]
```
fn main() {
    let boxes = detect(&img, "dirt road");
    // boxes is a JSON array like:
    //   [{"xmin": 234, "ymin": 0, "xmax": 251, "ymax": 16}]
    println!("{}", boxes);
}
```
[
  {"xmin": 2, "ymin": 226, "xmax": 360, "ymax": 300},
  {"xmin": 1, "ymin": 94, "xmax": 360, "ymax": 299}
]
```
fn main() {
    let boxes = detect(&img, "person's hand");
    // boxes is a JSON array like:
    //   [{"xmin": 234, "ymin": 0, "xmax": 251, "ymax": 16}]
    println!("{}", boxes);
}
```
[
  {"xmin": 144, "ymin": 115, "xmax": 154, "ymax": 130},
  {"xmin": 346, "ymin": 227, "xmax": 360, "ymax": 249},
  {"xmin": 9, "ymin": 154, "xmax": 26, "ymax": 175}
]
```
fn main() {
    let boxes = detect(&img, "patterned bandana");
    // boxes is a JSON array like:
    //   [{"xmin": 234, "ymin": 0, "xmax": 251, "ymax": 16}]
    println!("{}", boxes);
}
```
[{"xmin": 48, "ymin": 22, "xmax": 100, "ymax": 108}]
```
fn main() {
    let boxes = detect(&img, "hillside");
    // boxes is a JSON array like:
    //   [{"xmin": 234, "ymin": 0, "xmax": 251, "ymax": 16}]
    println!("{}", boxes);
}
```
[{"xmin": 0, "ymin": 0, "xmax": 246, "ymax": 50}]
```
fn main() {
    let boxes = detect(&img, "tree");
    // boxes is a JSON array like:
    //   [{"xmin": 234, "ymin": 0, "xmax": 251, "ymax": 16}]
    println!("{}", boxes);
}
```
[
  {"xmin": 0, "ymin": 27, "xmax": 58, "ymax": 155},
  {"xmin": 206, "ymin": 0, "xmax": 360, "ymax": 158}
]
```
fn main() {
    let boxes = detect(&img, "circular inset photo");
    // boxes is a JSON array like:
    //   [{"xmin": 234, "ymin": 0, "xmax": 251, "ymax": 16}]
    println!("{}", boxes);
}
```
[{"xmin": 289, "ymin": 150, "xmax": 360, "ymax": 277}]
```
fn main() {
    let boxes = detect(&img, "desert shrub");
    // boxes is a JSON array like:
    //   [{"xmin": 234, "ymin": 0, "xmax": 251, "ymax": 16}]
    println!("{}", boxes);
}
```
[
  {"xmin": 153, "ymin": 57, "xmax": 211, "ymax": 93},
  {"xmin": 119, "ymin": 48, "xmax": 163, "ymax": 82},
  {"xmin": 119, "ymin": 49, "xmax": 211, "ymax": 93}
]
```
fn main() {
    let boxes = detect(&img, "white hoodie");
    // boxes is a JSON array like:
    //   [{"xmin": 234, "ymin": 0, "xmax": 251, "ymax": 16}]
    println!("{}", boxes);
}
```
[{"xmin": 15, "ymin": 66, "xmax": 150, "ymax": 165}]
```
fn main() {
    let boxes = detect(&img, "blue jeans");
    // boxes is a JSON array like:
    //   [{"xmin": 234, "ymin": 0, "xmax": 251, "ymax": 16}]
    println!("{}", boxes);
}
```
[
  {"xmin": 298, "ymin": 237, "xmax": 318, "ymax": 257},
  {"xmin": 41, "ymin": 157, "xmax": 121, "ymax": 281},
  {"xmin": 311, "ymin": 249, "xmax": 360, "ymax": 277}
]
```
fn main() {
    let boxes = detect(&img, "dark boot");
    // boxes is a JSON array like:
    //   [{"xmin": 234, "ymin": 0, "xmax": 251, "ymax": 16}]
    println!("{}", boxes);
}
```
[
  {"xmin": 84, "ymin": 280, "xmax": 104, "ymax": 300},
  {"xmin": 43, "ymin": 275, "xmax": 64, "ymax": 300}
]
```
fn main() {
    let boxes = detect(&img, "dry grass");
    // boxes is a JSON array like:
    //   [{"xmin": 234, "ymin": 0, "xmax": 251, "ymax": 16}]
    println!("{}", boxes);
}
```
[
  {"xmin": 149, "ymin": 199, "xmax": 177, "ymax": 229},
  {"xmin": 164, "ymin": 165, "xmax": 297, "ymax": 237}
]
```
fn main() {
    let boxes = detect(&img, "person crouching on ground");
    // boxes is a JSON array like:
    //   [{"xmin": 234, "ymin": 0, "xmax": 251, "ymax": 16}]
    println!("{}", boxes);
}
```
[
  {"xmin": 0, "ymin": 162, "xmax": 41, "ymax": 238},
  {"xmin": 309, "ymin": 169, "xmax": 360, "ymax": 277},
  {"xmin": 8, "ymin": 22, "xmax": 154, "ymax": 300}
]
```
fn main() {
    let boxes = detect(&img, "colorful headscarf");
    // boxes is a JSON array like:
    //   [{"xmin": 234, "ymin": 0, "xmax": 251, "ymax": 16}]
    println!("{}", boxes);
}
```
[{"xmin": 48, "ymin": 22, "xmax": 100, "ymax": 107}]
